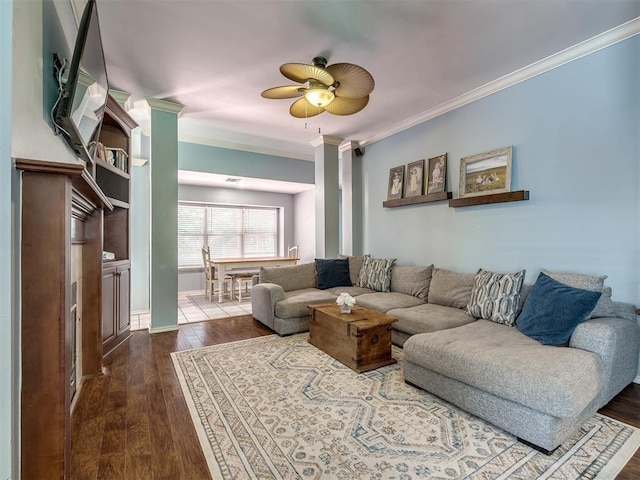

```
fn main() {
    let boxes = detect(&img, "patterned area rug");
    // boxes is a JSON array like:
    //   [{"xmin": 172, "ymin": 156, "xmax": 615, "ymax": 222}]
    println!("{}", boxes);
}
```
[{"xmin": 171, "ymin": 334, "xmax": 640, "ymax": 479}]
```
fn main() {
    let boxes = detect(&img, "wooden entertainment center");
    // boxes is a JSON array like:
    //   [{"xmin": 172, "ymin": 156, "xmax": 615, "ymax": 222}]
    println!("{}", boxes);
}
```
[{"xmin": 17, "ymin": 94, "xmax": 136, "ymax": 478}]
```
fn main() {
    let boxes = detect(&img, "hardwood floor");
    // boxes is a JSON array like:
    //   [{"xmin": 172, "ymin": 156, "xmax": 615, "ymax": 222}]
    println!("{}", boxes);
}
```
[{"xmin": 71, "ymin": 317, "xmax": 640, "ymax": 479}]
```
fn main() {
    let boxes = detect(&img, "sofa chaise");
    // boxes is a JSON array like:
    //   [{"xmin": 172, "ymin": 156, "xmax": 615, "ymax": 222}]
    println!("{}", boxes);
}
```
[{"xmin": 251, "ymin": 256, "xmax": 640, "ymax": 452}]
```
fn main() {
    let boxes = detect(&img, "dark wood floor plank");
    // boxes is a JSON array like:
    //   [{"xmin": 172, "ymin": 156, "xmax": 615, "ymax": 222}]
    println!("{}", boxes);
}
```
[{"xmin": 71, "ymin": 315, "xmax": 640, "ymax": 479}]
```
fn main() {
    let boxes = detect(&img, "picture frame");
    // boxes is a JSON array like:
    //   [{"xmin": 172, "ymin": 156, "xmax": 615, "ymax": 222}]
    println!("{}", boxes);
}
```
[
  {"xmin": 459, "ymin": 146, "xmax": 512, "ymax": 198},
  {"xmin": 404, "ymin": 159, "xmax": 424, "ymax": 197},
  {"xmin": 387, "ymin": 165, "xmax": 405, "ymax": 200},
  {"xmin": 426, "ymin": 153, "xmax": 447, "ymax": 194}
]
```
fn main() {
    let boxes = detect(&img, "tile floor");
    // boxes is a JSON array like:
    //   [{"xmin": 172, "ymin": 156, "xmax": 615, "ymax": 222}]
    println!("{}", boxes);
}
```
[{"xmin": 130, "ymin": 289, "xmax": 253, "ymax": 331}]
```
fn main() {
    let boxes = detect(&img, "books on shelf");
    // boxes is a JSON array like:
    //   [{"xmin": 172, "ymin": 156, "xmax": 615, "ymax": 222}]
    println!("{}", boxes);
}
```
[{"xmin": 105, "ymin": 147, "xmax": 129, "ymax": 173}]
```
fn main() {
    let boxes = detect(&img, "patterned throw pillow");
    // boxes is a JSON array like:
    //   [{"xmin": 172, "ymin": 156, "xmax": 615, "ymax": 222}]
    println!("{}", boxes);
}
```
[
  {"xmin": 356, "ymin": 257, "xmax": 396, "ymax": 292},
  {"xmin": 466, "ymin": 269, "xmax": 526, "ymax": 325}
]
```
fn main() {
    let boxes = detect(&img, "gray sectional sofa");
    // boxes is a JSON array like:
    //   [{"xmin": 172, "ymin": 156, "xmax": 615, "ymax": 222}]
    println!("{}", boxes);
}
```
[{"xmin": 251, "ymin": 257, "xmax": 640, "ymax": 452}]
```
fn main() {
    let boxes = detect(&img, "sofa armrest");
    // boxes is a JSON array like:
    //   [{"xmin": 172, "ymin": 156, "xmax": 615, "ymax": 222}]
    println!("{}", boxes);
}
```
[
  {"xmin": 569, "ymin": 317, "xmax": 640, "ymax": 406},
  {"xmin": 251, "ymin": 283, "xmax": 285, "ymax": 330}
]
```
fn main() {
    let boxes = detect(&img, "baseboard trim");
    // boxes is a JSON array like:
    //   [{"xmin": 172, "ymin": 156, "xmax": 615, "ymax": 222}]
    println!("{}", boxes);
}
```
[
  {"xmin": 633, "ymin": 375, "xmax": 640, "ymax": 385},
  {"xmin": 149, "ymin": 324, "xmax": 180, "ymax": 334}
]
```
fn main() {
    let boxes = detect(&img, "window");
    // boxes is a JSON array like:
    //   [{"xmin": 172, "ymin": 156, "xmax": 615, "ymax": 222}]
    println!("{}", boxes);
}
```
[{"xmin": 178, "ymin": 202, "xmax": 279, "ymax": 267}]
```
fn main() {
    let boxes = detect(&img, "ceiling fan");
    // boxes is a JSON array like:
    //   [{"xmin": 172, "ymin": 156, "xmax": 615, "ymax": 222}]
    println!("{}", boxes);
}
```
[{"xmin": 261, "ymin": 56, "xmax": 374, "ymax": 118}]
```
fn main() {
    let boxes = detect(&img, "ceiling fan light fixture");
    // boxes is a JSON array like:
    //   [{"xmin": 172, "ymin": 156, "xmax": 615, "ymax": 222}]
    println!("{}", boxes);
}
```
[
  {"xmin": 263, "ymin": 56, "xmax": 374, "ymax": 117},
  {"xmin": 304, "ymin": 87, "xmax": 335, "ymax": 107}
]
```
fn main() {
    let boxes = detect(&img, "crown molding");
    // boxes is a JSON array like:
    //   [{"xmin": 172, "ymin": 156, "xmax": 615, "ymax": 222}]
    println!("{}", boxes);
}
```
[
  {"xmin": 108, "ymin": 88, "xmax": 131, "ymax": 106},
  {"xmin": 339, "ymin": 141, "xmax": 360, "ymax": 153},
  {"xmin": 144, "ymin": 97, "xmax": 185, "ymax": 115},
  {"xmin": 359, "ymin": 17, "xmax": 640, "ymax": 148},
  {"xmin": 310, "ymin": 135, "xmax": 344, "ymax": 147}
]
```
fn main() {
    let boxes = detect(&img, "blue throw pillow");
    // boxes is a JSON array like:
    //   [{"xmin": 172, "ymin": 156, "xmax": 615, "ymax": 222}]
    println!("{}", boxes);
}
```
[
  {"xmin": 315, "ymin": 258, "xmax": 352, "ymax": 290},
  {"xmin": 516, "ymin": 272, "xmax": 601, "ymax": 346}
]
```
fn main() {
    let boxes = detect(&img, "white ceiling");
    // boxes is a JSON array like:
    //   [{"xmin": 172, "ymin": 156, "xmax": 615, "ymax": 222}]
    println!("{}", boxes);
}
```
[{"xmin": 88, "ymin": 0, "xmax": 640, "ymax": 190}]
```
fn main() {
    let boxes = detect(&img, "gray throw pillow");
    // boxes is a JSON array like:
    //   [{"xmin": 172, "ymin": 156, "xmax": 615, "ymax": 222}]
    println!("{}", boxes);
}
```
[
  {"xmin": 356, "ymin": 256, "xmax": 396, "ymax": 292},
  {"xmin": 390, "ymin": 265, "xmax": 434, "ymax": 301},
  {"xmin": 540, "ymin": 269, "xmax": 606, "ymax": 291},
  {"xmin": 259, "ymin": 262, "xmax": 317, "ymax": 292},
  {"xmin": 588, "ymin": 286, "xmax": 617, "ymax": 319},
  {"xmin": 427, "ymin": 268, "xmax": 476, "ymax": 309},
  {"xmin": 466, "ymin": 269, "xmax": 526, "ymax": 326}
]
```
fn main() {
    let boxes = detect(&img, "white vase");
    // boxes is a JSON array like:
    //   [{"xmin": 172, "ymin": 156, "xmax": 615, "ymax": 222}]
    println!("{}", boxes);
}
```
[{"xmin": 339, "ymin": 304, "xmax": 352, "ymax": 314}]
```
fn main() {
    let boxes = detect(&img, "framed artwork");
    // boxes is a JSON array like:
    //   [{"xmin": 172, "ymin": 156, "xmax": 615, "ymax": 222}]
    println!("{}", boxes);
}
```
[
  {"xmin": 459, "ymin": 146, "xmax": 512, "ymax": 198},
  {"xmin": 426, "ymin": 153, "xmax": 447, "ymax": 194},
  {"xmin": 404, "ymin": 159, "xmax": 424, "ymax": 197},
  {"xmin": 387, "ymin": 165, "xmax": 405, "ymax": 200}
]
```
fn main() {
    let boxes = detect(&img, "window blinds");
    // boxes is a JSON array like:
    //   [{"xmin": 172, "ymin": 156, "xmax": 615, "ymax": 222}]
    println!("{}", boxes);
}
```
[{"xmin": 178, "ymin": 203, "xmax": 278, "ymax": 267}]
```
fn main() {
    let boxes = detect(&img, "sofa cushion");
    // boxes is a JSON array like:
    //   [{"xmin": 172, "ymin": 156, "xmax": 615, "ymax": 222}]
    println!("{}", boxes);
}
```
[
  {"xmin": 427, "ymin": 268, "xmax": 476, "ymax": 309},
  {"xmin": 339, "ymin": 254, "xmax": 367, "ymax": 286},
  {"xmin": 355, "ymin": 292, "xmax": 424, "ymax": 313},
  {"xmin": 466, "ymin": 269, "xmax": 525, "ymax": 326},
  {"xmin": 274, "ymin": 288, "xmax": 337, "ymax": 319},
  {"xmin": 516, "ymin": 273, "xmax": 602, "ymax": 346},
  {"xmin": 356, "ymin": 256, "xmax": 396, "ymax": 292},
  {"xmin": 326, "ymin": 286, "xmax": 375, "ymax": 297},
  {"xmin": 389, "ymin": 303, "xmax": 476, "ymax": 336},
  {"xmin": 315, "ymin": 258, "xmax": 352, "ymax": 289},
  {"xmin": 390, "ymin": 265, "xmax": 434, "ymax": 301},
  {"xmin": 260, "ymin": 262, "xmax": 317, "ymax": 292},
  {"xmin": 403, "ymin": 320, "xmax": 603, "ymax": 419}
]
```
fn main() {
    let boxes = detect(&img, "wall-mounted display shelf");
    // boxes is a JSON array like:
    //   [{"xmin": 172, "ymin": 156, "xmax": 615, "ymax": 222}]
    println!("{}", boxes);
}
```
[
  {"xmin": 383, "ymin": 191, "xmax": 452, "ymax": 208},
  {"xmin": 449, "ymin": 190, "xmax": 529, "ymax": 208}
]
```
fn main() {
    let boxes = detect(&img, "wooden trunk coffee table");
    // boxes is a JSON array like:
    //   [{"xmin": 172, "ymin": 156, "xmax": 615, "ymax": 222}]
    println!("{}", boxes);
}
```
[{"xmin": 308, "ymin": 303, "xmax": 398, "ymax": 373}]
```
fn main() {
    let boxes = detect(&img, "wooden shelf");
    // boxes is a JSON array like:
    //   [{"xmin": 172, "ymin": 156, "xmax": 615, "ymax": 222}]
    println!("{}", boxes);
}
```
[
  {"xmin": 95, "ymin": 157, "xmax": 130, "ymax": 179},
  {"xmin": 383, "ymin": 191, "xmax": 452, "ymax": 208},
  {"xmin": 107, "ymin": 197, "xmax": 129, "ymax": 209},
  {"xmin": 449, "ymin": 190, "xmax": 529, "ymax": 208}
]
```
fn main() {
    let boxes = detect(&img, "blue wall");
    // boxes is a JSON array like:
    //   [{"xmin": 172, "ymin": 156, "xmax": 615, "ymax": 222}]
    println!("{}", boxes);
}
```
[
  {"xmin": 179, "ymin": 142, "xmax": 315, "ymax": 184},
  {"xmin": 1, "ymin": 0, "xmax": 14, "ymax": 475},
  {"xmin": 362, "ymin": 36, "xmax": 639, "ymax": 304}
]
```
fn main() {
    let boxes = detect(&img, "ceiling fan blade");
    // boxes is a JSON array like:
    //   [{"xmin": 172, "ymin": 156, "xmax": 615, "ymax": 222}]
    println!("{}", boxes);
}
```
[
  {"xmin": 289, "ymin": 97, "xmax": 324, "ymax": 118},
  {"xmin": 323, "ymin": 95, "xmax": 369, "ymax": 116},
  {"xmin": 261, "ymin": 85, "xmax": 305, "ymax": 99},
  {"xmin": 325, "ymin": 63, "xmax": 374, "ymax": 98},
  {"xmin": 280, "ymin": 63, "xmax": 335, "ymax": 86}
]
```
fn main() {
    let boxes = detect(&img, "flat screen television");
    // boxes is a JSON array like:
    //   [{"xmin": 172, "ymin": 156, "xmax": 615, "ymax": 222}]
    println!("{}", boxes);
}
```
[{"xmin": 54, "ymin": 0, "xmax": 108, "ymax": 164}]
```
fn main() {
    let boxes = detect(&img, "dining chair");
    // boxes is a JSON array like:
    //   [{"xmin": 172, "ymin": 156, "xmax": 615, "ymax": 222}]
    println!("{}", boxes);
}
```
[
  {"xmin": 287, "ymin": 245, "xmax": 299, "ymax": 258},
  {"xmin": 233, "ymin": 273, "xmax": 254, "ymax": 302},
  {"xmin": 201, "ymin": 246, "xmax": 232, "ymax": 301}
]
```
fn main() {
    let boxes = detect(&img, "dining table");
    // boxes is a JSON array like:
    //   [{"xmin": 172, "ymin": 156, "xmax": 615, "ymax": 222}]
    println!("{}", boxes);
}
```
[{"xmin": 210, "ymin": 256, "xmax": 299, "ymax": 302}]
